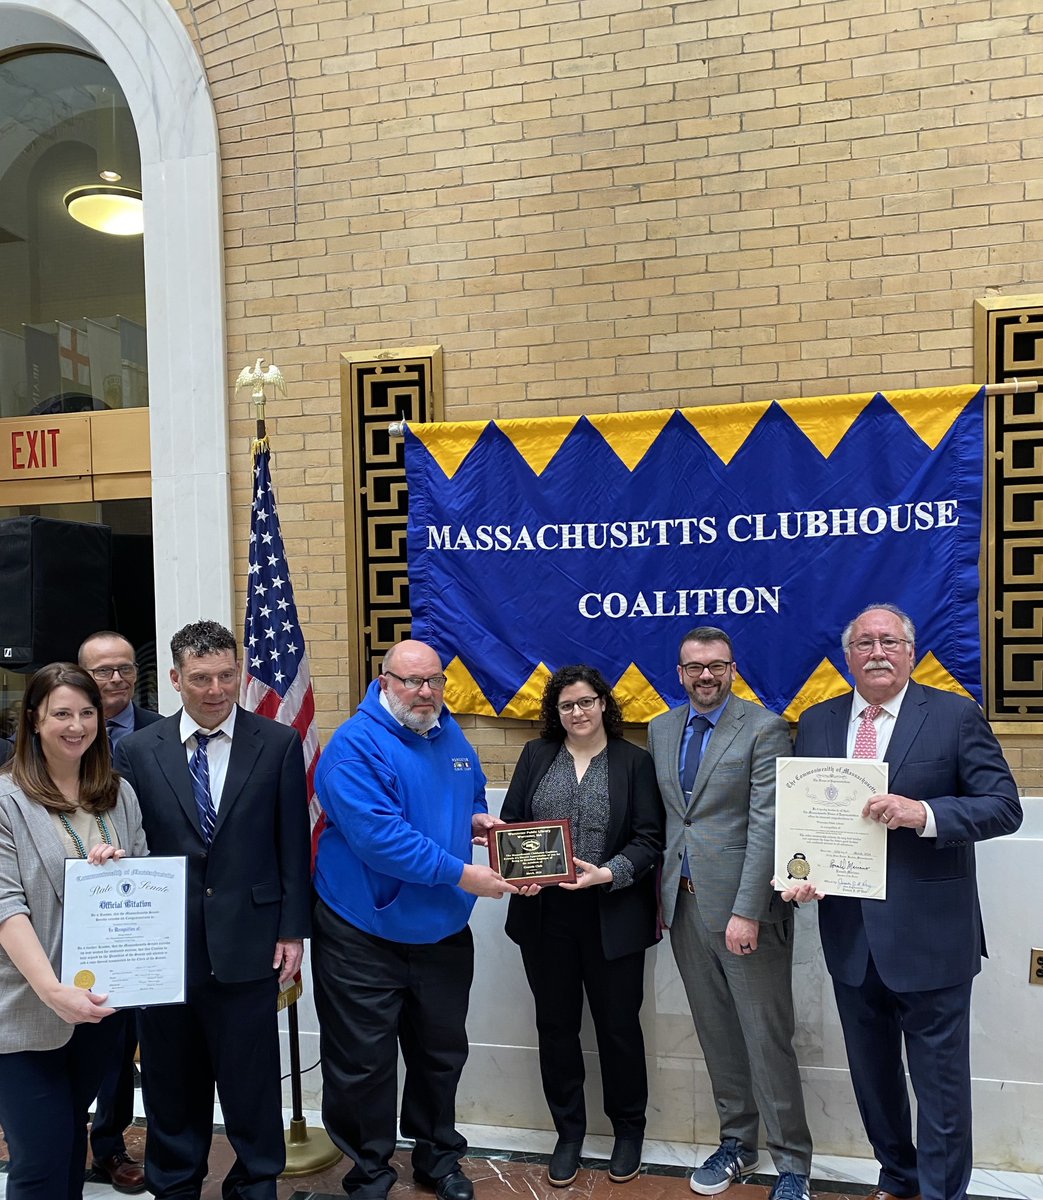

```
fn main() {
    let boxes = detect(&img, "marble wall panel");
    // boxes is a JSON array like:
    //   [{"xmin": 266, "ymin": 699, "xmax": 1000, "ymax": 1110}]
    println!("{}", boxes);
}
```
[{"xmin": 286, "ymin": 789, "xmax": 1042, "ymax": 1171}]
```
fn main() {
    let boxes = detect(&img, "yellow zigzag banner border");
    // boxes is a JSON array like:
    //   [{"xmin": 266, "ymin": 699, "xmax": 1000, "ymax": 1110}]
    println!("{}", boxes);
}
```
[
  {"xmin": 444, "ymin": 654, "xmax": 973, "ymax": 725},
  {"xmin": 410, "ymin": 386, "xmax": 980, "ymax": 480}
]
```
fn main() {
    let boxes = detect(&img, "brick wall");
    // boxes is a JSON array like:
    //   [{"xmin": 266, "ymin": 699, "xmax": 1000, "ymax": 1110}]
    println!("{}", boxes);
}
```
[{"xmin": 170, "ymin": 0, "xmax": 1043, "ymax": 788}]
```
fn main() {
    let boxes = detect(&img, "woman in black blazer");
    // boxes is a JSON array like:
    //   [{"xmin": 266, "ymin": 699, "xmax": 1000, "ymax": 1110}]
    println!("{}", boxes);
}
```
[{"xmin": 502, "ymin": 665, "xmax": 664, "ymax": 1188}]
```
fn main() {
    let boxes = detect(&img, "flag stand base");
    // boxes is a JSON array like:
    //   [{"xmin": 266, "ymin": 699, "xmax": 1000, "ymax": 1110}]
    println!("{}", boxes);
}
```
[
  {"xmin": 278, "ymin": 997, "xmax": 343, "ymax": 1178},
  {"xmin": 281, "ymin": 1118, "xmax": 342, "ymax": 1177}
]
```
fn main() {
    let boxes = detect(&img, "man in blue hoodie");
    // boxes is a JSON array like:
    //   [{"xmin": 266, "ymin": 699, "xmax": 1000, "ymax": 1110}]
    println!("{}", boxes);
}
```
[{"xmin": 313, "ymin": 639, "xmax": 516, "ymax": 1200}]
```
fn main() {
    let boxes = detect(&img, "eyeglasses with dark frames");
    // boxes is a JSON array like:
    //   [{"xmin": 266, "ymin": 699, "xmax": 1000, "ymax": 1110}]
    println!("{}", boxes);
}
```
[
  {"xmin": 384, "ymin": 670, "xmax": 447, "ymax": 690},
  {"xmin": 89, "ymin": 664, "xmax": 138, "ymax": 681},
  {"xmin": 679, "ymin": 660, "xmax": 733, "ymax": 679}
]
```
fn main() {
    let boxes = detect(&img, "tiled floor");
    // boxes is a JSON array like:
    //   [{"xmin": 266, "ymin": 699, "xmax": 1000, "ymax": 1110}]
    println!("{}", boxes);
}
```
[{"xmin": 1, "ymin": 1118, "xmax": 1041, "ymax": 1200}]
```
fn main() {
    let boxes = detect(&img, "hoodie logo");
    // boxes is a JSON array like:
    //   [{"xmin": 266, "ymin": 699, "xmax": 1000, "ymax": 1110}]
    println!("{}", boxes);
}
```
[{"xmin": 452, "ymin": 757, "xmax": 471, "ymax": 771}]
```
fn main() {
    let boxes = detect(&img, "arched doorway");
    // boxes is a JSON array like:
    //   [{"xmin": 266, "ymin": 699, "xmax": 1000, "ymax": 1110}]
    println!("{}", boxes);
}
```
[{"xmin": 0, "ymin": 0, "xmax": 232, "ymax": 708}]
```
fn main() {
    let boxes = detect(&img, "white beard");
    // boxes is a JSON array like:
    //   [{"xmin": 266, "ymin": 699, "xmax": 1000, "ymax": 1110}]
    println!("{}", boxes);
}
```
[{"xmin": 385, "ymin": 687, "xmax": 440, "ymax": 734}]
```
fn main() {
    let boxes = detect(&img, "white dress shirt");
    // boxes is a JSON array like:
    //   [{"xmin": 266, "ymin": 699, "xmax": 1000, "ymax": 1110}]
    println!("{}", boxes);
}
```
[
  {"xmin": 846, "ymin": 684, "xmax": 936, "ymax": 837},
  {"xmin": 179, "ymin": 706, "xmax": 237, "ymax": 812}
]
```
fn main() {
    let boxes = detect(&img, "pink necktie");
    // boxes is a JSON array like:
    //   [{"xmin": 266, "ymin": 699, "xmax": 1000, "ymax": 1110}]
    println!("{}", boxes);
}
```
[{"xmin": 853, "ymin": 704, "xmax": 882, "ymax": 758}]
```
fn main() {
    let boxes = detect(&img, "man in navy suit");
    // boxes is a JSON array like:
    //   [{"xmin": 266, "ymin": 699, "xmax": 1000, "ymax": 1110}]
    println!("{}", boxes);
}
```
[
  {"xmin": 79, "ymin": 631, "xmax": 163, "ymax": 1194},
  {"xmin": 116, "ymin": 620, "xmax": 312, "ymax": 1200},
  {"xmin": 790, "ymin": 604, "xmax": 1021, "ymax": 1200}
]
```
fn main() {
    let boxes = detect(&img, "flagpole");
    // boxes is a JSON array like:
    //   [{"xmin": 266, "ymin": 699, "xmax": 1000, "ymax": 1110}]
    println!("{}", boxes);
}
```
[{"xmin": 237, "ymin": 360, "xmax": 341, "ymax": 1177}]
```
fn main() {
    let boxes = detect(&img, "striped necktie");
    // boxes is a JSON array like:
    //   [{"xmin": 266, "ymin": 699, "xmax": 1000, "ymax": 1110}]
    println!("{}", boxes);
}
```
[{"xmin": 190, "ymin": 732, "xmax": 218, "ymax": 844}]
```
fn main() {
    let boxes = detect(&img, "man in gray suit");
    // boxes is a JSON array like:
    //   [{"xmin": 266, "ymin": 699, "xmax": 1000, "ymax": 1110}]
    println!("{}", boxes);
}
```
[{"xmin": 647, "ymin": 627, "xmax": 812, "ymax": 1200}]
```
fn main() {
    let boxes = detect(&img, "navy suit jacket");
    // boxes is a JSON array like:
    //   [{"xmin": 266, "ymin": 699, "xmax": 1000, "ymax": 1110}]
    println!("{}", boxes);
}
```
[
  {"xmin": 131, "ymin": 702, "xmax": 163, "ymax": 732},
  {"xmin": 794, "ymin": 682, "xmax": 1021, "ymax": 992},
  {"xmin": 115, "ymin": 706, "xmax": 312, "ymax": 984}
]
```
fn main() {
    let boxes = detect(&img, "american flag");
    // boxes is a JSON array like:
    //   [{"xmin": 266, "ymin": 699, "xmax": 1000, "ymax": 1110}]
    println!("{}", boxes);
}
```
[{"xmin": 240, "ymin": 439, "xmax": 323, "ymax": 850}]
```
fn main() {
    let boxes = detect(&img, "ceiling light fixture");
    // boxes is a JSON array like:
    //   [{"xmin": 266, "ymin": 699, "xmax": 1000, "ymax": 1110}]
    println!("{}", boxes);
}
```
[{"xmin": 63, "ymin": 185, "xmax": 143, "ymax": 236}]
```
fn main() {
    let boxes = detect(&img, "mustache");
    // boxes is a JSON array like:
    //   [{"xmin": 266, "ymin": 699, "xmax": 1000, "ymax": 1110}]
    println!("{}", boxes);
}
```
[{"xmin": 865, "ymin": 658, "xmax": 894, "ymax": 670}]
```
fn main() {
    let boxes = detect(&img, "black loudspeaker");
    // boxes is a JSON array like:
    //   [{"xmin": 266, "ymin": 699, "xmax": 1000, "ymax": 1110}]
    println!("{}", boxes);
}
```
[{"xmin": 0, "ymin": 516, "xmax": 113, "ymax": 670}]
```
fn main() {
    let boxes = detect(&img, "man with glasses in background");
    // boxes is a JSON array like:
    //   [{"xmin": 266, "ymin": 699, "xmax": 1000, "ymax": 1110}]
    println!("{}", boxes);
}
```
[
  {"xmin": 313, "ymin": 639, "xmax": 516, "ymax": 1200},
  {"xmin": 647, "ymin": 627, "xmax": 813, "ymax": 1200},
  {"xmin": 78, "ymin": 631, "xmax": 162, "ymax": 1195},
  {"xmin": 789, "ymin": 604, "xmax": 1021, "ymax": 1200}
]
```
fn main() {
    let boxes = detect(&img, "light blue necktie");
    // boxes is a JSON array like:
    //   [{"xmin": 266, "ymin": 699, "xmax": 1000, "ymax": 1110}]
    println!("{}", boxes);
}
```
[{"xmin": 190, "ymin": 733, "xmax": 218, "ymax": 844}]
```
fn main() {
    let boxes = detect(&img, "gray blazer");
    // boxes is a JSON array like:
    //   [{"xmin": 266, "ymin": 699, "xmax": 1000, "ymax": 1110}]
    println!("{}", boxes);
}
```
[
  {"xmin": 647, "ymin": 694, "xmax": 792, "ymax": 930},
  {"xmin": 0, "ymin": 773, "xmax": 147, "ymax": 1053}
]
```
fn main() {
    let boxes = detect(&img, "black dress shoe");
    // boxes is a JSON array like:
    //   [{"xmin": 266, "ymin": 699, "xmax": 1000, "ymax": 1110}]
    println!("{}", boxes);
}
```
[
  {"xmin": 548, "ymin": 1139, "xmax": 584, "ymax": 1187},
  {"xmin": 429, "ymin": 1170, "xmax": 474, "ymax": 1200},
  {"xmin": 608, "ymin": 1136, "xmax": 643, "ymax": 1184}
]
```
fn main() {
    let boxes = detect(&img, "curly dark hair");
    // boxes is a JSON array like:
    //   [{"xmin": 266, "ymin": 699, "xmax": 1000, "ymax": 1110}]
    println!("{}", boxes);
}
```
[
  {"xmin": 10, "ymin": 662, "xmax": 119, "ymax": 813},
  {"xmin": 539, "ymin": 664, "xmax": 624, "ymax": 741},
  {"xmin": 171, "ymin": 619, "xmax": 237, "ymax": 669}
]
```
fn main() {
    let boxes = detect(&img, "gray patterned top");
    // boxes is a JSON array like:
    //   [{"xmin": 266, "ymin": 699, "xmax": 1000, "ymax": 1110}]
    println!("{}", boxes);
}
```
[{"xmin": 531, "ymin": 743, "xmax": 635, "ymax": 890}]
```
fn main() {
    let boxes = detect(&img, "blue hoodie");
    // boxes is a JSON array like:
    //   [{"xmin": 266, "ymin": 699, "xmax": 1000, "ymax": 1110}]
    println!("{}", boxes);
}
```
[{"xmin": 314, "ymin": 679, "xmax": 487, "ymax": 944}]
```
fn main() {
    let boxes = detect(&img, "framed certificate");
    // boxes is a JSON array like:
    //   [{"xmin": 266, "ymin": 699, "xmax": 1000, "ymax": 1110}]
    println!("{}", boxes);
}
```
[
  {"xmin": 61, "ymin": 856, "xmax": 187, "ymax": 1007},
  {"xmin": 774, "ymin": 758, "xmax": 889, "ymax": 899},
  {"xmin": 487, "ymin": 819, "xmax": 576, "ymax": 886}
]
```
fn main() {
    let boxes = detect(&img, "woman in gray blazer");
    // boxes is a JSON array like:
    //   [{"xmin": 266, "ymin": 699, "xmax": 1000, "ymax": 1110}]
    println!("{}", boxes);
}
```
[
  {"xmin": 0, "ymin": 662, "xmax": 147, "ymax": 1200},
  {"xmin": 502, "ymin": 665, "xmax": 664, "ymax": 1190}
]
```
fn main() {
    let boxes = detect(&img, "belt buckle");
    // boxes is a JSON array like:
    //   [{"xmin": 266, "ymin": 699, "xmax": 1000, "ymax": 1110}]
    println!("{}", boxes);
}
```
[{"xmin": 679, "ymin": 877, "xmax": 695, "ymax": 895}]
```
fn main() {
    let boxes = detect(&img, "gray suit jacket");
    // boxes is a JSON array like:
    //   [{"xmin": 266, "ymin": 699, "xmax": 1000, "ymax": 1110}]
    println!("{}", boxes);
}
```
[
  {"xmin": 0, "ymin": 774, "xmax": 147, "ymax": 1052},
  {"xmin": 647, "ymin": 695, "xmax": 793, "ymax": 930}
]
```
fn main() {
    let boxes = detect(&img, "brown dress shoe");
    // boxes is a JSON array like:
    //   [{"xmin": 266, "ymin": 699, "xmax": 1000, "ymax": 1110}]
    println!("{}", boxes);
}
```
[
  {"xmin": 869, "ymin": 1191, "xmax": 921, "ymax": 1200},
  {"xmin": 92, "ymin": 1151, "xmax": 147, "ymax": 1195}
]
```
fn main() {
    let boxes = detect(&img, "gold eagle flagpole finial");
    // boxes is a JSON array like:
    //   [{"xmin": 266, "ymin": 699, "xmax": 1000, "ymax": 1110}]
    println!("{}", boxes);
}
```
[{"xmin": 235, "ymin": 357, "xmax": 286, "ymax": 452}]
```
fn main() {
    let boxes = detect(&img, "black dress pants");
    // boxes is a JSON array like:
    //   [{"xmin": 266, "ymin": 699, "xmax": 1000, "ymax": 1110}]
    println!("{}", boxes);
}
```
[
  {"xmin": 0, "ymin": 1021, "xmax": 118, "ymax": 1200},
  {"xmin": 312, "ymin": 898, "xmax": 473, "ymax": 1200},
  {"xmin": 138, "ymin": 972, "xmax": 283, "ymax": 1200},
  {"xmin": 89, "ymin": 1008, "xmax": 137, "ymax": 1161},
  {"xmin": 518, "ymin": 887, "xmax": 647, "ymax": 1141}
]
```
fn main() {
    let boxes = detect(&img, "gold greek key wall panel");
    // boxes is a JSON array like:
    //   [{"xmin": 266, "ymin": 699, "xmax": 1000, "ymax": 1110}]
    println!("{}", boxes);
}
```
[
  {"xmin": 974, "ymin": 297, "xmax": 1043, "ymax": 720},
  {"xmin": 341, "ymin": 347, "xmax": 443, "ymax": 709}
]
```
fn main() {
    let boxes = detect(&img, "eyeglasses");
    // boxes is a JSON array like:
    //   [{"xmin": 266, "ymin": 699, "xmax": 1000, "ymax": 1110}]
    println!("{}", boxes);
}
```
[
  {"xmin": 680, "ymin": 660, "xmax": 733, "ymax": 678},
  {"xmin": 557, "ymin": 695, "xmax": 600, "ymax": 714},
  {"xmin": 384, "ymin": 670, "xmax": 447, "ymax": 691},
  {"xmin": 89, "ymin": 664, "xmax": 138, "ymax": 681},
  {"xmin": 847, "ymin": 637, "xmax": 910, "ymax": 655}
]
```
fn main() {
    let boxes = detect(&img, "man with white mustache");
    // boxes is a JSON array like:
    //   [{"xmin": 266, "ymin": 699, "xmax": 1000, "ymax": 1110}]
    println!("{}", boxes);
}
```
[{"xmin": 790, "ymin": 604, "xmax": 1021, "ymax": 1200}]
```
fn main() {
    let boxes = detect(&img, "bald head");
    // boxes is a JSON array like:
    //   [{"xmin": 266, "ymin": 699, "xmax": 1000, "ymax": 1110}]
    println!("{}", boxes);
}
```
[{"xmin": 382, "ymin": 639, "xmax": 443, "ymax": 677}]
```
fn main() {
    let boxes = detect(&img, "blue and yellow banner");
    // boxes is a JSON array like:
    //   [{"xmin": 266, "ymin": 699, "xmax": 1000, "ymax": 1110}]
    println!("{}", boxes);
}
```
[{"xmin": 405, "ymin": 386, "xmax": 985, "ymax": 723}]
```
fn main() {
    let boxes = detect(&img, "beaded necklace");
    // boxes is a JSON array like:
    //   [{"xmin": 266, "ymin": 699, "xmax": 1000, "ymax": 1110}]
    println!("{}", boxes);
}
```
[{"xmin": 58, "ymin": 811, "xmax": 113, "ymax": 859}]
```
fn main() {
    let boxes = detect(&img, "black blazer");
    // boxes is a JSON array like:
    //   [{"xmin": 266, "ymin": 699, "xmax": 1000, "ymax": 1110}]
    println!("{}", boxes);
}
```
[
  {"xmin": 502, "ymin": 737, "xmax": 664, "ymax": 961},
  {"xmin": 114, "ymin": 706, "xmax": 312, "ymax": 984}
]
